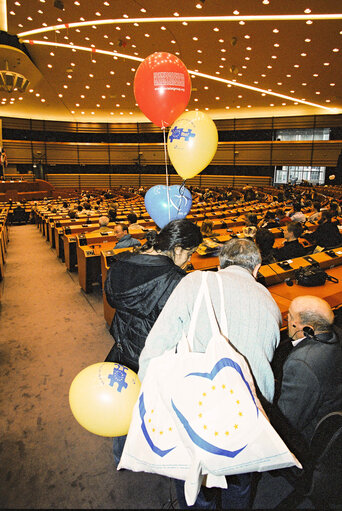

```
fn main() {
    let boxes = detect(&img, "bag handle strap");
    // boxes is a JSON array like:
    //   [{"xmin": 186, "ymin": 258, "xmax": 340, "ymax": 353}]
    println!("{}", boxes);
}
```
[{"xmin": 187, "ymin": 272, "xmax": 208, "ymax": 349}]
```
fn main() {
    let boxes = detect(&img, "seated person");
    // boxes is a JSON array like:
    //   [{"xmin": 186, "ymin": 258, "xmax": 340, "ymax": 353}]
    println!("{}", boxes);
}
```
[
  {"xmin": 108, "ymin": 208, "xmax": 117, "ymax": 222},
  {"xmin": 271, "ymin": 296, "xmax": 342, "ymax": 460},
  {"xmin": 200, "ymin": 218, "xmax": 215, "ymax": 237},
  {"xmin": 274, "ymin": 221, "xmax": 307, "ymax": 261},
  {"xmin": 255, "ymin": 228, "xmax": 277, "ymax": 264},
  {"xmin": 258, "ymin": 210, "xmax": 279, "ymax": 229},
  {"xmin": 307, "ymin": 201, "xmax": 321, "ymax": 223},
  {"xmin": 242, "ymin": 213, "xmax": 258, "ymax": 239},
  {"xmin": 97, "ymin": 216, "xmax": 112, "ymax": 233},
  {"xmin": 289, "ymin": 202, "xmax": 307, "ymax": 223},
  {"xmin": 303, "ymin": 210, "xmax": 342, "ymax": 249},
  {"xmin": 114, "ymin": 223, "xmax": 141, "ymax": 249},
  {"xmin": 275, "ymin": 208, "xmax": 292, "ymax": 226},
  {"xmin": 127, "ymin": 212, "xmax": 144, "ymax": 233}
]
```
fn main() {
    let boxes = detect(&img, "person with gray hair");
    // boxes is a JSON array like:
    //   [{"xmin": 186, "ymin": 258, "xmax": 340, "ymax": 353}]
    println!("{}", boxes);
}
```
[
  {"xmin": 97, "ymin": 216, "xmax": 113, "ymax": 234},
  {"xmin": 272, "ymin": 295, "xmax": 342, "ymax": 458},
  {"xmin": 139, "ymin": 238, "xmax": 282, "ymax": 402},
  {"xmin": 138, "ymin": 237, "xmax": 282, "ymax": 509}
]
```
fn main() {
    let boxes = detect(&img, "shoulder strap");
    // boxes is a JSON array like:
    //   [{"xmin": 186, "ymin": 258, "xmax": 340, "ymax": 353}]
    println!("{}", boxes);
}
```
[{"xmin": 187, "ymin": 271, "xmax": 224, "ymax": 351}]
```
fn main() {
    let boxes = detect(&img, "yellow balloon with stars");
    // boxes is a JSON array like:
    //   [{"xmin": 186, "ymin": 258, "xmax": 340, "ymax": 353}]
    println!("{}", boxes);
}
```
[
  {"xmin": 69, "ymin": 362, "xmax": 141, "ymax": 437},
  {"xmin": 167, "ymin": 110, "xmax": 218, "ymax": 181}
]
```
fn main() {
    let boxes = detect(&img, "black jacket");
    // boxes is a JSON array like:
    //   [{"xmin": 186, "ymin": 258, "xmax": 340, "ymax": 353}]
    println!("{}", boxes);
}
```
[
  {"xmin": 104, "ymin": 252, "xmax": 186, "ymax": 373},
  {"xmin": 271, "ymin": 328, "xmax": 342, "ymax": 460},
  {"xmin": 275, "ymin": 239, "xmax": 307, "ymax": 261},
  {"xmin": 305, "ymin": 222, "xmax": 342, "ymax": 248}
]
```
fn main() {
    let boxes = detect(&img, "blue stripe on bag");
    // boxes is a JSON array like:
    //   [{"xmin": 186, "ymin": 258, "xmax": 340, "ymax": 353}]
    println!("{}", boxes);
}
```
[
  {"xmin": 172, "ymin": 399, "xmax": 247, "ymax": 457},
  {"xmin": 139, "ymin": 393, "xmax": 176, "ymax": 457},
  {"xmin": 186, "ymin": 358, "xmax": 259, "ymax": 416}
]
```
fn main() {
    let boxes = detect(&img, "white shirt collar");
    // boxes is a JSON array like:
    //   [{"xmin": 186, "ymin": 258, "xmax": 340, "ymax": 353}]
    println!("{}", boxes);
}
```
[{"xmin": 291, "ymin": 336, "xmax": 305, "ymax": 347}]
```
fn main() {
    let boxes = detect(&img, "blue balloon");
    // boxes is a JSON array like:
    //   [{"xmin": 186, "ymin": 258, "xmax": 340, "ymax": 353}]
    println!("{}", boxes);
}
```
[{"xmin": 144, "ymin": 185, "xmax": 192, "ymax": 229}]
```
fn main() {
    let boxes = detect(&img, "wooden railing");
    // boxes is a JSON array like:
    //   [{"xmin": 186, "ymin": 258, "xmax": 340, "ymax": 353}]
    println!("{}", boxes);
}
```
[{"xmin": 45, "ymin": 173, "xmax": 272, "ymax": 189}]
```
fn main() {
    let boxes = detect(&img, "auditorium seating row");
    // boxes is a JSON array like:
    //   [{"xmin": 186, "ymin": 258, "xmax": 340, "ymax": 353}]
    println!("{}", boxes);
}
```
[
  {"xmin": 0, "ymin": 208, "xmax": 10, "ymax": 299},
  {"xmin": 8, "ymin": 190, "xmax": 341, "ymax": 334}
]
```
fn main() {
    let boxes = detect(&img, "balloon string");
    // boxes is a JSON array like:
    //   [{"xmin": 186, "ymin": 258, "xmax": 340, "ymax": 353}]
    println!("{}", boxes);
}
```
[{"xmin": 162, "ymin": 126, "xmax": 171, "ymax": 223}]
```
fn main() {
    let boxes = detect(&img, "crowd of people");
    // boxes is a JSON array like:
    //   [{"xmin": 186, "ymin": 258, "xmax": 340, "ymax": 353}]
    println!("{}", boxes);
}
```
[
  {"xmin": 97, "ymin": 184, "xmax": 341, "ymax": 508},
  {"xmin": 5, "ymin": 182, "xmax": 342, "ymax": 508}
]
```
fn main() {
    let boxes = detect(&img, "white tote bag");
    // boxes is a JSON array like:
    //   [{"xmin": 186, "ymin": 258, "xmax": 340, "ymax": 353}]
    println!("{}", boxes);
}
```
[{"xmin": 119, "ymin": 272, "xmax": 301, "ymax": 505}]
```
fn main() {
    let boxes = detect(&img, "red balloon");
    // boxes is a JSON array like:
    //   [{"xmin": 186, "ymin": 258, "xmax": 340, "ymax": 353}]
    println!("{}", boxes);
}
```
[{"xmin": 134, "ymin": 52, "xmax": 191, "ymax": 128}]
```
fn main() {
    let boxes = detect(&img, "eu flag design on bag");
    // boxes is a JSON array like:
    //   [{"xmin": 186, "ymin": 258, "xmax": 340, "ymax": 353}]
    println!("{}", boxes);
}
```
[{"xmin": 171, "ymin": 356, "xmax": 259, "ymax": 458}]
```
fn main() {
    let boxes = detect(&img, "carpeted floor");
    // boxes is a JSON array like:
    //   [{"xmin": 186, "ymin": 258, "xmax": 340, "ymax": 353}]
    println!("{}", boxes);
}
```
[
  {"xmin": 0, "ymin": 225, "xmax": 171, "ymax": 509},
  {"xmin": 0, "ymin": 224, "xmax": 313, "ymax": 509}
]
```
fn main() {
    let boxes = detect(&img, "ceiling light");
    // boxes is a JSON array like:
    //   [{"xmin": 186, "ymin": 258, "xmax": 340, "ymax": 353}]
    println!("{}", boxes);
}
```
[
  {"xmin": 306, "ymin": 20, "xmax": 313, "ymax": 24},
  {"xmin": 219, "ymin": 38, "xmax": 224, "ymax": 43},
  {"xmin": 233, "ymin": 10, "xmax": 239, "ymax": 15},
  {"xmin": 213, "ymin": 28, "xmax": 219, "ymax": 32},
  {"xmin": 196, "ymin": 3, "xmax": 203, "ymax": 8},
  {"xmin": 301, "ymin": 53, "xmax": 307, "ymax": 56},
  {"xmin": 244, "ymin": 35, "xmax": 250, "ymax": 39},
  {"xmin": 0, "ymin": 62, "xmax": 30, "ymax": 94},
  {"xmin": 330, "ymin": 83, "xmax": 335, "ymax": 86},
  {"xmin": 182, "ymin": 21, "xmax": 188, "ymax": 25},
  {"xmin": 304, "ymin": 8, "xmax": 311, "ymax": 13},
  {"xmin": 173, "ymin": 12, "xmax": 180, "ymax": 16},
  {"xmin": 323, "ymin": 62, "xmax": 330, "ymax": 66},
  {"xmin": 332, "ymin": 48, "xmax": 339, "ymax": 52},
  {"xmin": 193, "ymin": 36, "xmax": 198, "ymax": 41},
  {"xmin": 161, "ymin": 26, "xmax": 166, "ymax": 30},
  {"xmin": 313, "ymin": 73, "xmax": 318, "ymax": 77},
  {"xmin": 140, "ymin": 8, "xmax": 146, "ymax": 13},
  {"xmin": 273, "ymin": 28, "xmax": 279, "ymax": 33},
  {"xmin": 274, "ymin": 43, "xmax": 279, "ymax": 47},
  {"xmin": 239, "ymin": 21, "xmax": 245, "ymax": 25},
  {"xmin": 286, "ymin": 74, "xmax": 291, "ymax": 77}
]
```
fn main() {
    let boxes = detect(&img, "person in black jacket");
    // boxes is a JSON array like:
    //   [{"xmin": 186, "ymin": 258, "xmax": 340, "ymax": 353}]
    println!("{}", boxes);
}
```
[
  {"xmin": 275, "ymin": 221, "xmax": 307, "ymax": 261},
  {"xmin": 303, "ymin": 210, "xmax": 342, "ymax": 249},
  {"xmin": 104, "ymin": 218, "xmax": 203, "ymax": 373},
  {"xmin": 104, "ymin": 219, "xmax": 202, "ymax": 465},
  {"xmin": 271, "ymin": 295, "xmax": 342, "ymax": 462}
]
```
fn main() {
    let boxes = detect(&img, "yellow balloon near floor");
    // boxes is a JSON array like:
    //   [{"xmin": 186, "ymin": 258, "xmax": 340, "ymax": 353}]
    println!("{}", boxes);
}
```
[{"xmin": 69, "ymin": 362, "xmax": 141, "ymax": 437}]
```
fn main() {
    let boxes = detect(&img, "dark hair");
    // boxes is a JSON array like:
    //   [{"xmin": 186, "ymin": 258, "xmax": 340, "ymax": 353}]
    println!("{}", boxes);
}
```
[
  {"xmin": 141, "ymin": 219, "xmax": 202, "ymax": 253},
  {"xmin": 83, "ymin": 202, "xmax": 91, "ymax": 210},
  {"xmin": 63, "ymin": 201, "xmax": 68, "ymax": 208},
  {"xmin": 77, "ymin": 205, "xmax": 83, "ymax": 212},
  {"xmin": 313, "ymin": 201, "xmax": 321, "ymax": 211},
  {"xmin": 292, "ymin": 202, "xmax": 302, "ymax": 212},
  {"xmin": 108, "ymin": 208, "xmax": 117, "ymax": 221},
  {"xmin": 246, "ymin": 213, "xmax": 258, "ymax": 226},
  {"xmin": 255, "ymin": 228, "xmax": 275, "ymax": 255},
  {"xmin": 319, "ymin": 210, "xmax": 333, "ymax": 224},
  {"xmin": 127, "ymin": 213, "xmax": 138, "ymax": 224},
  {"xmin": 115, "ymin": 223, "xmax": 128, "ymax": 233},
  {"xmin": 287, "ymin": 221, "xmax": 303, "ymax": 238},
  {"xmin": 68, "ymin": 210, "xmax": 76, "ymax": 219},
  {"xmin": 265, "ymin": 210, "xmax": 276, "ymax": 220}
]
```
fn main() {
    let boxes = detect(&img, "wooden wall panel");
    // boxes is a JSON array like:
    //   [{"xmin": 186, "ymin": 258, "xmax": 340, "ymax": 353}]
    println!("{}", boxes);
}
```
[
  {"xmin": 4, "ymin": 139, "xmax": 342, "ymax": 167},
  {"xmin": 46, "ymin": 173, "xmax": 272, "ymax": 189},
  {"xmin": 2, "ymin": 113, "xmax": 341, "ymax": 133}
]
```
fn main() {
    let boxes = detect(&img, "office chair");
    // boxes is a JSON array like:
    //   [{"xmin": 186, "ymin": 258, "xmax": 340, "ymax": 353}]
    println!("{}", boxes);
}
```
[{"xmin": 276, "ymin": 411, "xmax": 342, "ymax": 509}]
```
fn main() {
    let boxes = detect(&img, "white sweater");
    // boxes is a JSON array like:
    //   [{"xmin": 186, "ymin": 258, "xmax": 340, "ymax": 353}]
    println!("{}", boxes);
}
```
[{"xmin": 139, "ymin": 266, "xmax": 282, "ymax": 402}]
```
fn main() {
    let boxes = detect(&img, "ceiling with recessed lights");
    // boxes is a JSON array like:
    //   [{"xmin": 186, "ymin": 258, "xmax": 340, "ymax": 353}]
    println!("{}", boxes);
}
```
[{"xmin": 1, "ymin": 0, "xmax": 341, "ymax": 124}]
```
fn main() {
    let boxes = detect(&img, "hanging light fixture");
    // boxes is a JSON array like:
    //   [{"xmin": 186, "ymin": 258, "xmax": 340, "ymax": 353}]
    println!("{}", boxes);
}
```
[{"xmin": 0, "ymin": 60, "xmax": 30, "ymax": 93}]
